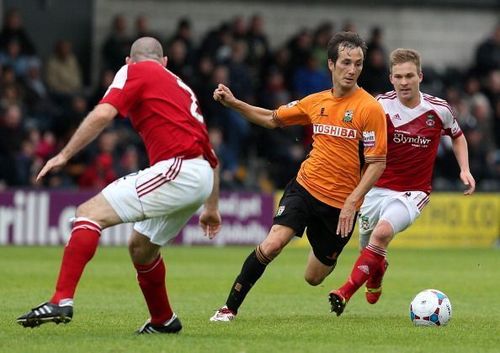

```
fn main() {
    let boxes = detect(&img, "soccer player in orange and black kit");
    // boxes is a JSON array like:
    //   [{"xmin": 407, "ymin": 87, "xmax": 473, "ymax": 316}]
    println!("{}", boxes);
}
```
[{"xmin": 210, "ymin": 31, "xmax": 388, "ymax": 321}]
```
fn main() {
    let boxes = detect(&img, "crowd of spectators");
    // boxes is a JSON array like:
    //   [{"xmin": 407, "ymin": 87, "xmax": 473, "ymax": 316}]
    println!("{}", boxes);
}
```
[{"xmin": 0, "ymin": 8, "xmax": 499, "ymax": 192}]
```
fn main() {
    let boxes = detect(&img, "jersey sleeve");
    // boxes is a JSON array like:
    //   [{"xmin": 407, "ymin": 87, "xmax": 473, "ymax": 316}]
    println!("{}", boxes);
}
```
[
  {"xmin": 441, "ymin": 105, "xmax": 463, "ymax": 139},
  {"xmin": 362, "ymin": 101, "xmax": 387, "ymax": 163},
  {"xmin": 100, "ymin": 65, "xmax": 142, "ymax": 117},
  {"xmin": 273, "ymin": 97, "xmax": 313, "ymax": 127}
]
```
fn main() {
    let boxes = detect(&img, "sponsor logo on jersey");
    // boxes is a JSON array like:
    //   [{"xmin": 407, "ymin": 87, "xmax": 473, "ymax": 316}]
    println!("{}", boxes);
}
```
[
  {"xmin": 313, "ymin": 124, "xmax": 357, "ymax": 139},
  {"xmin": 393, "ymin": 132, "xmax": 431, "ymax": 147},
  {"xmin": 392, "ymin": 113, "xmax": 401, "ymax": 121},
  {"xmin": 318, "ymin": 107, "xmax": 328, "ymax": 117},
  {"xmin": 276, "ymin": 205, "xmax": 285, "ymax": 216},
  {"xmin": 343, "ymin": 109, "xmax": 354, "ymax": 122},
  {"xmin": 286, "ymin": 100, "xmax": 298, "ymax": 108},
  {"xmin": 426, "ymin": 114, "xmax": 435, "ymax": 127},
  {"xmin": 362, "ymin": 131, "xmax": 376, "ymax": 147}
]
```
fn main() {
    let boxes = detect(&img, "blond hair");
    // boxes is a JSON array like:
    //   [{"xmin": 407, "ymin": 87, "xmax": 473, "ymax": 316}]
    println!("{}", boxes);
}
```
[{"xmin": 390, "ymin": 48, "xmax": 421, "ymax": 73}]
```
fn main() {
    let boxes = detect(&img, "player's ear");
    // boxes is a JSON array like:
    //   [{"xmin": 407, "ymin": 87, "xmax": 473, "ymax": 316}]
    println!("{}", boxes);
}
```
[
  {"xmin": 125, "ymin": 56, "xmax": 132, "ymax": 65},
  {"xmin": 162, "ymin": 56, "xmax": 168, "ymax": 67},
  {"xmin": 327, "ymin": 59, "xmax": 335, "ymax": 71},
  {"xmin": 418, "ymin": 71, "xmax": 423, "ymax": 83}
]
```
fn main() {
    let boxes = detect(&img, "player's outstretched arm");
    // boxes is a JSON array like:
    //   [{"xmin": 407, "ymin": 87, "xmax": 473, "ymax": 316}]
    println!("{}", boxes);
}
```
[
  {"xmin": 213, "ymin": 83, "xmax": 278, "ymax": 129},
  {"xmin": 199, "ymin": 164, "xmax": 222, "ymax": 239},
  {"xmin": 36, "ymin": 103, "xmax": 118, "ymax": 181},
  {"xmin": 451, "ymin": 134, "xmax": 475, "ymax": 195}
]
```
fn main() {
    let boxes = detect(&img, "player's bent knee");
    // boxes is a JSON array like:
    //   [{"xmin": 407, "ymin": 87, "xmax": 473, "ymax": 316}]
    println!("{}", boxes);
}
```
[
  {"xmin": 259, "ymin": 239, "xmax": 285, "ymax": 259},
  {"xmin": 128, "ymin": 232, "xmax": 160, "ymax": 264},
  {"xmin": 75, "ymin": 203, "xmax": 91, "ymax": 218},
  {"xmin": 375, "ymin": 220, "xmax": 393, "ymax": 235},
  {"xmin": 304, "ymin": 274, "xmax": 324, "ymax": 286},
  {"xmin": 371, "ymin": 221, "xmax": 394, "ymax": 246}
]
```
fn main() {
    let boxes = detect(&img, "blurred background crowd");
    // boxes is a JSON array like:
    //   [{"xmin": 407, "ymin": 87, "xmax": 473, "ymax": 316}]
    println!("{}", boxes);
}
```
[{"xmin": 0, "ymin": 7, "xmax": 498, "ymax": 192}]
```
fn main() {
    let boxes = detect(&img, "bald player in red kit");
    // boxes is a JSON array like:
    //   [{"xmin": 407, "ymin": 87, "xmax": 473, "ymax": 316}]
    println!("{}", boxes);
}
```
[{"xmin": 17, "ymin": 37, "xmax": 222, "ymax": 334}]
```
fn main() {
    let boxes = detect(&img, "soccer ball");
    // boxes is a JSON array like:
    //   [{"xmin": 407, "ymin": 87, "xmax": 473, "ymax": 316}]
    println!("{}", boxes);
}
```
[{"xmin": 409, "ymin": 289, "xmax": 452, "ymax": 326}]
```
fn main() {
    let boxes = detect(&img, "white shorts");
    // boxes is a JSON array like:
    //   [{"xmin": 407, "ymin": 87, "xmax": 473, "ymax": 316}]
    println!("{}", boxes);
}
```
[
  {"xmin": 358, "ymin": 187, "xmax": 429, "ymax": 248},
  {"xmin": 102, "ymin": 157, "xmax": 213, "ymax": 246}
]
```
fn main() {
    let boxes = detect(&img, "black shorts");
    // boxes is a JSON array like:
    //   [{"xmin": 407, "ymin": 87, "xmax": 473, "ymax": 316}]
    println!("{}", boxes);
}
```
[{"xmin": 273, "ymin": 179, "xmax": 357, "ymax": 266}]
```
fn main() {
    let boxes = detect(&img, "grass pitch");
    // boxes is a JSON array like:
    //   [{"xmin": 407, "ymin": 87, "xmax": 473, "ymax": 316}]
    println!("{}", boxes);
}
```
[{"xmin": 0, "ymin": 246, "xmax": 498, "ymax": 353}]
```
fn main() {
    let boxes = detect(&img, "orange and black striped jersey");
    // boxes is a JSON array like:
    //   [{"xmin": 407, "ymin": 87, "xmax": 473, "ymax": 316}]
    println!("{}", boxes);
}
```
[{"xmin": 273, "ymin": 87, "xmax": 387, "ymax": 209}]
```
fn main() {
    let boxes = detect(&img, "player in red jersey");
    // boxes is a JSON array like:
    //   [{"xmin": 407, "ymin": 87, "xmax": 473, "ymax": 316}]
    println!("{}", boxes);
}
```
[
  {"xmin": 17, "ymin": 37, "xmax": 222, "ymax": 333},
  {"xmin": 329, "ymin": 48, "xmax": 476, "ymax": 316}
]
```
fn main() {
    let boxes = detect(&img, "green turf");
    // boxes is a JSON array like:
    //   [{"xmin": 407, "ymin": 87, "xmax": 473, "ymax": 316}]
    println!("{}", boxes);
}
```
[{"xmin": 0, "ymin": 246, "xmax": 499, "ymax": 353}]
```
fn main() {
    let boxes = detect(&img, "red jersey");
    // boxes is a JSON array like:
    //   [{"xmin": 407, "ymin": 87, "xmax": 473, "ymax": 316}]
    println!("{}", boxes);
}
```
[
  {"xmin": 375, "ymin": 91, "xmax": 463, "ymax": 193},
  {"xmin": 100, "ymin": 61, "xmax": 217, "ymax": 168}
]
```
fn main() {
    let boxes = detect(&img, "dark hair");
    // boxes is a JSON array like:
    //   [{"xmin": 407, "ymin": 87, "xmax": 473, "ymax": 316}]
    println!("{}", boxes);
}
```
[{"xmin": 327, "ymin": 31, "xmax": 367, "ymax": 63}]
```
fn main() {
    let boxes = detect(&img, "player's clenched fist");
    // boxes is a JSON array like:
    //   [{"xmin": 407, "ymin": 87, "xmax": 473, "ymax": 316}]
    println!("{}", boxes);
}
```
[{"xmin": 213, "ymin": 84, "xmax": 235, "ymax": 107}]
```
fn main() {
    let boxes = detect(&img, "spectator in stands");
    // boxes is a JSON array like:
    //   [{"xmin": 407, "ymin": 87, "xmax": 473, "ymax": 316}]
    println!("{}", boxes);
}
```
[
  {"xmin": 15, "ymin": 137, "xmax": 37, "ymax": 186},
  {"xmin": 0, "ymin": 8, "xmax": 36, "ymax": 55},
  {"xmin": 474, "ymin": 23, "xmax": 500, "ymax": 78},
  {"xmin": 0, "ymin": 103, "xmax": 25, "ymax": 186},
  {"xmin": 259, "ymin": 68, "xmax": 290, "ymax": 109},
  {"xmin": 116, "ymin": 145, "xmax": 143, "ymax": 177},
  {"xmin": 0, "ymin": 65, "xmax": 25, "ymax": 109},
  {"xmin": 191, "ymin": 56, "xmax": 216, "ymax": 118},
  {"xmin": 311, "ymin": 22, "xmax": 334, "ymax": 72},
  {"xmin": 168, "ymin": 18, "xmax": 195, "ymax": 65},
  {"xmin": 54, "ymin": 94, "xmax": 89, "ymax": 141},
  {"xmin": 90, "ymin": 69, "xmax": 115, "ymax": 108},
  {"xmin": 488, "ymin": 74, "xmax": 500, "ymax": 147},
  {"xmin": 292, "ymin": 51, "xmax": 331, "ymax": 98},
  {"xmin": 341, "ymin": 20, "xmax": 357, "ymax": 32},
  {"xmin": 23, "ymin": 58, "xmax": 57, "ymax": 130},
  {"xmin": 287, "ymin": 28, "xmax": 313, "ymax": 69},
  {"xmin": 208, "ymin": 126, "xmax": 239, "ymax": 189},
  {"xmin": 0, "ymin": 39, "xmax": 30, "ymax": 78},
  {"xmin": 366, "ymin": 26, "xmax": 388, "ymax": 62},
  {"xmin": 34, "ymin": 130, "xmax": 57, "ymax": 161},
  {"xmin": 359, "ymin": 46, "xmax": 392, "ymax": 96},
  {"xmin": 470, "ymin": 94, "xmax": 495, "ymax": 150},
  {"xmin": 462, "ymin": 122, "xmax": 493, "ymax": 187},
  {"xmin": 134, "ymin": 14, "xmax": 158, "ymax": 40},
  {"xmin": 78, "ymin": 130, "xmax": 119, "ymax": 189},
  {"xmin": 214, "ymin": 23, "xmax": 234, "ymax": 63},
  {"xmin": 484, "ymin": 70, "xmax": 500, "ymax": 115},
  {"xmin": 45, "ymin": 39, "xmax": 83, "ymax": 101},
  {"xmin": 166, "ymin": 38, "xmax": 193, "ymax": 84},
  {"xmin": 101, "ymin": 14, "xmax": 132, "ymax": 72},
  {"xmin": 265, "ymin": 46, "xmax": 293, "ymax": 91},
  {"xmin": 228, "ymin": 40, "xmax": 254, "ymax": 103},
  {"xmin": 230, "ymin": 15, "xmax": 247, "ymax": 41},
  {"xmin": 246, "ymin": 14, "xmax": 270, "ymax": 72}
]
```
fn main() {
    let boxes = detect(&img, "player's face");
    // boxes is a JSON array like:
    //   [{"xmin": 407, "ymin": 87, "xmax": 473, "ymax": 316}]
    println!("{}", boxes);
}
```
[
  {"xmin": 390, "ymin": 62, "xmax": 423, "ymax": 107},
  {"xmin": 329, "ymin": 45, "xmax": 364, "ymax": 96}
]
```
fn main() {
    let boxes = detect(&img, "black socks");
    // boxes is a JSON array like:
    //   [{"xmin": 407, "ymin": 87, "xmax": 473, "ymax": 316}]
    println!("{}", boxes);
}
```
[{"xmin": 226, "ymin": 246, "xmax": 271, "ymax": 313}]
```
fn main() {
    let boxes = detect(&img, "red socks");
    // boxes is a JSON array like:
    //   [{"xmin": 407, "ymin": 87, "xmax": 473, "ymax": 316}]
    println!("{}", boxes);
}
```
[
  {"xmin": 338, "ymin": 243, "xmax": 386, "ymax": 300},
  {"xmin": 134, "ymin": 256, "xmax": 173, "ymax": 325},
  {"xmin": 50, "ymin": 217, "xmax": 173, "ymax": 325},
  {"xmin": 51, "ymin": 218, "xmax": 101, "ymax": 304}
]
